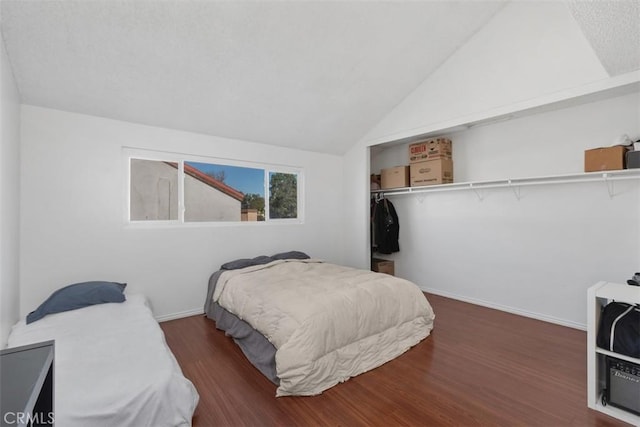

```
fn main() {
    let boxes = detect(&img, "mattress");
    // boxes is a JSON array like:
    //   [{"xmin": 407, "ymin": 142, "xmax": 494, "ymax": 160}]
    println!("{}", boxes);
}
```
[
  {"xmin": 8, "ymin": 294, "xmax": 199, "ymax": 427},
  {"xmin": 207, "ymin": 259, "xmax": 435, "ymax": 396}
]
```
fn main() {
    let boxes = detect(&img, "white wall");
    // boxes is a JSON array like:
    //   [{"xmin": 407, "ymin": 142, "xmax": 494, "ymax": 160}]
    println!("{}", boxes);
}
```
[
  {"xmin": 371, "ymin": 92, "xmax": 640, "ymax": 328},
  {"xmin": 372, "ymin": 92, "xmax": 640, "ymax": 180},
  {"xmin": 341, "ymin": 1, "xmax": 640, "ymax": 328},
  {"xmin": 19, "ymin": 106, "xmax": 344, "ymax": 320},
  {"xmin": 0, "ymin": 32, "xmax": 21, "ymax": 347},
  {"xmin": 363, "ymin": 1, "xmax": 608, "ymax": 145},
  {"xmin": 341, "ymin": 143, "xmax": 370, "ymax": 269},
  {"xmin": 344, "ymin": 1, "xmax": 616, "ymax": 271}
]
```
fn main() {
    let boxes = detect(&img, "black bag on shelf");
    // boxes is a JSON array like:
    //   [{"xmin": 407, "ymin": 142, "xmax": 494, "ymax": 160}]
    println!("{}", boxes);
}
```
[{"xmin": 596, "ymin": 301, "xmax": 640, "ymax": 358}]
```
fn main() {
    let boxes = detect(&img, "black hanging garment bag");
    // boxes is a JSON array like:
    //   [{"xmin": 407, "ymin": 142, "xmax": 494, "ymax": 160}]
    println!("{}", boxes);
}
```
[
  {"xmin": 596, "ymin": 301, "xmax": 640, "ymax": 358},
  {"xmin": 372, "ymin": 198, "xmax": 399, "ymax": 254}
]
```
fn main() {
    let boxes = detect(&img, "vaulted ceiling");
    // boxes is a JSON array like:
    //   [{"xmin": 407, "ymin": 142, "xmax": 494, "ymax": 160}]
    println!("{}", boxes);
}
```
[{"xmin": 1, "ymin": 1, "xmax": 638, "ymax": 155}]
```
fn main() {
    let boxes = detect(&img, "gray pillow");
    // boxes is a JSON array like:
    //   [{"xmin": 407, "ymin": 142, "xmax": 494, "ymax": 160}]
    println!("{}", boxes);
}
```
[
  {"xmin": 220, "ymin": 252, "xmax": 310, "ymax": 270},
  {"xmin": 26, "ymin": 281, "xmax": 127, "ymax": 324},
  {"xmin": 271, "ymin": 251, "xmax": 310, "ymax": 260},
  {"xmin": 220, "ymin": 256, "xmax": 273, "ymax": 270}
]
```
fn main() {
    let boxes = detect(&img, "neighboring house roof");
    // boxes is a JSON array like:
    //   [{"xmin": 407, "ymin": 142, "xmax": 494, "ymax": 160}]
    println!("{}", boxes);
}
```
[{"xmin": 166, "ymin": 162, "xmax": 244, "ymax": 201}]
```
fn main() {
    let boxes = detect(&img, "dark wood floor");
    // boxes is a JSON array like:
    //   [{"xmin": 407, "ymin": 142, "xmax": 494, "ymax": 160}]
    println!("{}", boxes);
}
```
[{"xmin": 161, "ymin": 294, "xmax": 630, "ymax": 426}]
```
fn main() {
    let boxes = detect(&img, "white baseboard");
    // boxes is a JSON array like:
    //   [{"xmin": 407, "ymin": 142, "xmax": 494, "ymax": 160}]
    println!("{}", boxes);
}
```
[
  {"xmin": 156, "ymin": 308, "xmax": 204, "ymax": 323},
  {"xmin": 422, "ymin": 287, "xmax": 586, "ymax": 331}
]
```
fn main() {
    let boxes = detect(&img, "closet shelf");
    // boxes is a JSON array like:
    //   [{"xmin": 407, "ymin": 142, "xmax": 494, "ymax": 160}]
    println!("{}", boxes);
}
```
[{"xmin": 371, "ymin": 169, "xmax": 640, "ymax": 197}]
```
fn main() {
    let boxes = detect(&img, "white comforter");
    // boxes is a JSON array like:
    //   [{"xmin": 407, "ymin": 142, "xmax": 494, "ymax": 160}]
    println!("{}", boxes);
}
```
[
  {"xmin": 8, "ymin": 294, "xmax": 199, "ymax": 427},
  {"xmin": 213, "ymin": 259, "xmax": 435, "ymax": 396}
]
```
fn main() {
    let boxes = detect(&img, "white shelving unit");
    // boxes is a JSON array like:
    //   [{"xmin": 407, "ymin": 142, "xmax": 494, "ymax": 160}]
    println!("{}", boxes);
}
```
[
  {"xmin": 586, "ymin": 281, "xmax": 640, "ymax": 425},
  {"xmin": 371, "ymin": 169, "xmax": 640, "ymax": 200},
  {"xmin": 369, "ymin": 71, "xmax": 640, "ymax": 200}
]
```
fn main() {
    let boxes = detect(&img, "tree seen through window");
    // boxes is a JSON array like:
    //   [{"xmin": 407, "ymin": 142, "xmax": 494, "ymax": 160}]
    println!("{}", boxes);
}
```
[{"xmin": 269, "ymin": 172, "xmax": 298, "ymax": 219}]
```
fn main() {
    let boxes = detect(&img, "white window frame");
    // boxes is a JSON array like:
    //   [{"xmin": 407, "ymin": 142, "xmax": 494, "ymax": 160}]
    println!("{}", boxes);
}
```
[{"xmin": 123, "ymin": 147, "xmax": 304, "ymax": 227}]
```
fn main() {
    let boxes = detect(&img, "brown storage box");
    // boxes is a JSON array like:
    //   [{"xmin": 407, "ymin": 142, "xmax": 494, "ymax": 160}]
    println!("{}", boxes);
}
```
[
  {"xmin": 370, "ymin": 173, "xmax": 381, "ymax": 190},
  {"xmin": 372, "ymin": 258, "xmax": 394, "ymax": 276},
  {"xmin": 380, "ymin": 166, "xmax": 409, "ymax": 189},
  {"xmin": 410, "ymin": 158, "xmax": 453, "ymax": 186},
  {"xmin": 409, "ymin": 138, "xmax": 452, "ymax": 163},
  {"xmin": 584, "ymin": 146, "xmax": 626, "ymax": 172}
]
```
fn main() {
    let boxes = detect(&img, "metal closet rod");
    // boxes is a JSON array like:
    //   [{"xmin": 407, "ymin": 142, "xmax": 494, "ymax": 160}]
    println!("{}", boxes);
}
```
[{"xmin": 370, "ymin": 169, "xmax": 640, "ymax": 198}]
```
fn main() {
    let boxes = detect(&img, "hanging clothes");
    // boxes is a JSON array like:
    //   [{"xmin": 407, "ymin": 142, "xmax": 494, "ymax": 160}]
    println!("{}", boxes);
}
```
[
  {"xmin": 370, "ymin": 197, "xmax": 378, "ymax": 252},
  {"xmin": 372, "ymin": 197, "xmax": 400, "ymax": 254}
]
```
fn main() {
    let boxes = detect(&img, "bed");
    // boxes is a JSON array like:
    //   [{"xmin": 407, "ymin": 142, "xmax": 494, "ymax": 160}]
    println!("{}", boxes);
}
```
[
  {"xmin": 8, "ymin": 291, "xmax": 199, "ymax": 427},
  {"xmin": 204, "ymin": 253, "xmax": 435, "ymax": 397}
]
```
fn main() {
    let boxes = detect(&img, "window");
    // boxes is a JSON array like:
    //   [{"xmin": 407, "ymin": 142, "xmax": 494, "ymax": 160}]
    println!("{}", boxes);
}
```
[
  {"xmin": 269, "ymin": 172, "xmax": 298, "ymax": 219},
  {"xmin": 126, "ymin": 149, "xmax": 302, "ymax": 225},
  {"xmin": 130, "ymin": 159, "xmax": 178, "ymax": 221},
  {"xmin": 184, "ymin": 161, "xmax": 264, "ymax": 222}
]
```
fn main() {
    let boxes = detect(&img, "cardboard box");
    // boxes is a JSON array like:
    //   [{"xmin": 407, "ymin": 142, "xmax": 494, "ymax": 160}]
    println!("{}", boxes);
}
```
[
  {"xmin": 380, "ymin": 166, "xmax": 409, "ymax": 189},
  {"xmin": 627, "ymin": 150, "xmax": 640, "ymax": 169},
  {"xmin": 372, "ymin": 258, "xmax": 394, "ymax": 276},
  {"xmin": 370, "ymin": 174, "xmax": 381, "ymax": 190},
  {"xmin": 409, "ymin": 138, "xmax": 452, "ymax": 163},
  {"xmin": 584, "ymin": 146, "xmax": 626, "ymax": 172},
  {"xmin": 410, "ymin": 159, "xmax": 453, "ymax": 186}
]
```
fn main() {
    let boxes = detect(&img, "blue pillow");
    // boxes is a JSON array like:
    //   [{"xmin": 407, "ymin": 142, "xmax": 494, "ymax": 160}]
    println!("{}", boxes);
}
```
[{"xmin": 26, "ymin": 281, "xmax": 127, "ymax": 324}]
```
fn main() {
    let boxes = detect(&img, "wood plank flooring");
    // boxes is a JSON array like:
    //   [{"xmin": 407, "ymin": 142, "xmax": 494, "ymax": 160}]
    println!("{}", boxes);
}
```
[{"xmin": 160, "ymin": 294, "xmax": 630, "ymax": 426}]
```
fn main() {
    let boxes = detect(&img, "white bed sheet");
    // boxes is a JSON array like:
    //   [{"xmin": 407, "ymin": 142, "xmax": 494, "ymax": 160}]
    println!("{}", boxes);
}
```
[{"xmin": 8, "ymin": 293, "xmax": 199, "ymax": 427}]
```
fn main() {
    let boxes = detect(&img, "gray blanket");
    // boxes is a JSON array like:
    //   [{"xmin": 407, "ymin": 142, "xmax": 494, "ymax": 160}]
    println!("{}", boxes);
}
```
[{"xmin": 204, "ymin": 270, "xmax": 279, "ymax": 384}]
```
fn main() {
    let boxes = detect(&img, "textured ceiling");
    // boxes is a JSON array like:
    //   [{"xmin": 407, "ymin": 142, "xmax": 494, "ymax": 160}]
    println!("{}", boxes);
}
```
[
  {"xmin": 0, "ymin": 0, "xmax": 507, "ymax": 154},
  {"xmin": 3, "ymin": 1, "xmax": 636, "ymax": 155},
  {"xmin": 567, "ymin": 0, "xmax": 640, "ymax": 77}
]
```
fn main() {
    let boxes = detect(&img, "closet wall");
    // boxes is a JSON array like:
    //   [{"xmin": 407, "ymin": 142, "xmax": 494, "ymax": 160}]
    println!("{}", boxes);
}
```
[
  {"xmin": 337, "ymin": 0, "xmax": 640, "ymax": 329},
  {"xmin": 370, "ymin": 91, "xmax": 640, "ymax": 328}
]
